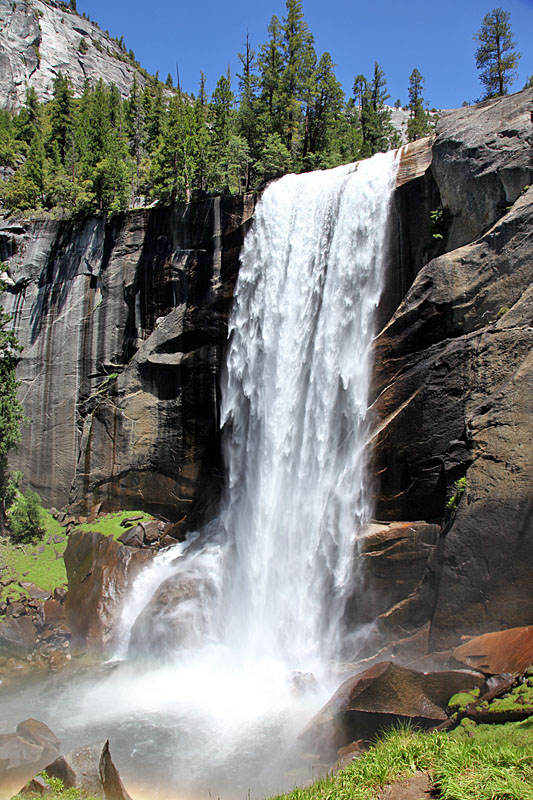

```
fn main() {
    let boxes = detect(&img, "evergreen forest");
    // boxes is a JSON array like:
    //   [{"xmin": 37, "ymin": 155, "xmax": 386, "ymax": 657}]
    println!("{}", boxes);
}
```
[{"xmin": 0, "ymin": 0, "xmax": 435, "ymax": 216}]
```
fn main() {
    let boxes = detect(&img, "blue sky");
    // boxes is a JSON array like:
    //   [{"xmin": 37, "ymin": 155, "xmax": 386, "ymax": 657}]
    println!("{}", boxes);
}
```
[{"xmin": 77, "ymin": 0, "xmax": 532, "ymax": 109}]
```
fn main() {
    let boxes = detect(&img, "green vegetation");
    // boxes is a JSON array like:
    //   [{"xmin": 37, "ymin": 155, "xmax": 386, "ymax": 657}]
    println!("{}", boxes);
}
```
[
  {"xmin": 447, "ymin": 476, "xmax": 467, "ymax": 512},
  {"xmin": 449, "ymin": 687, "xmax": 481, "ymax": 712},
  {"xmin": 0, "ymin": 509, "xmax": 153, "ymax": 601},
  {"xmin": 12, "ymin": 771, "xmax": 101, "ymax": 800},
  {"xmin": 75, "ymin": 509, "xmax": 153, "ymax": 539},
  {"xmin": 8, "ymin": 489, "xmax": 45, "ymax": 543},
  {"xmin": 270, "ymin": 722, "xmax": 533, "ymax": 800},
  {"xmin": 0, "ymin": 510, "xmax": 67, "ymax": 601},
  {"xmin": 0, "ymin": 0, "xmax": 434, "ymax": 216},
  {"xmin": 407, "ymin": 68, "xmax": 432, "ymax": 142},
  {"xmin": 474, "ymin": 8, "xmax": 520, "ymax": 99},
  {"xmin": 430, "ymin": 206, "xmax": 450, "ymax": 242},
  {"xmin": 497, "ymin": 306, "xmax": 510, "ymax": 318}
]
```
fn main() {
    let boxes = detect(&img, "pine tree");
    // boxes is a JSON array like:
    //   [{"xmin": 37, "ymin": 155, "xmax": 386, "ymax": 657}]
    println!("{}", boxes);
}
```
[
  {"xmin": 280, "ymin": 0, "xmax": 316, "ymax": 158},
  {"xmin": 302, "ymin": 52, "xmax": 344, "ymax": 168},
  {"xmin": 48, "ymin": 72, "xmax": 74, "ymax": 166},
  {"xmin": 406, "ymin": 68, "xmax": 432, "ymax": 142},
  {"xmin": 237, "ymin": 33, "xmax": 259, "ymax": 186},
  {"xmin": 256, "ymin": 15, "xmax": 285, "ymax": 141},
  {"xmin": 474, "ymin": 8, "xmax": 520, "ymax": 98},
  {"xmin": 357, "ymin": 63, "xmax": 399, "ymax": 157}
]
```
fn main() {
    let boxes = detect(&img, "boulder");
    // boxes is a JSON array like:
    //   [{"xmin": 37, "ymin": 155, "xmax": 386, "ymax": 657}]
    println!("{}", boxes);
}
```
[
  {"xmin": 128, "ymin": 569, "xmax": 212, "ymax": 657},
  {"xmin": 0, "ymin": 719, "xmax": 59, "ymax": 785},
  {"xmin": 139, "ymin": 520, "xmax": 162, "ymax": 544},
  {"xmin": 43, "ymin": 740, "xmax": 132, "ymax": 800},
  {"xmin": 453, "ymin": 626, "xmax": 533, "ymax": 675},
  {"xmin": 304, "ymin": 661, "xmax": 484, "ymax": 755},
  {"xmin": 42, "ymin": 599, "xmax": 65, "ymax": 627},
  {"xmin": 0, "ymin": 616, "xmax": 37, "ymax": 656},
  {"xmin": 116, "ymin": 526, "xmax": 144, "ymax": 548},
  {"xmin": 64, "ymin": 531, "xmax": 153, "ymax": 651}
]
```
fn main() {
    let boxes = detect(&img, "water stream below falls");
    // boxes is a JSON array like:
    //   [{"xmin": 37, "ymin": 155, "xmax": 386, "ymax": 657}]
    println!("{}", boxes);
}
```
[{"xmin": 1, "ymin": 151, "xmax": 399, "ymax": 800}]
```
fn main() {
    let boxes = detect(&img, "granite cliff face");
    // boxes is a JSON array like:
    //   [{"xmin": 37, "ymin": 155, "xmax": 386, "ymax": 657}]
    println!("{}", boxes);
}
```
[
  {"xmin": 1, "ymin": 89, "xmax": 532, "ymax": 651},
  {"xmin": 0, "ymin": 0, "xmax": 145, "ymax": 110},
  {"xmin": 1, "ymin": 195, "xmax": 255, "ymax": 520}
]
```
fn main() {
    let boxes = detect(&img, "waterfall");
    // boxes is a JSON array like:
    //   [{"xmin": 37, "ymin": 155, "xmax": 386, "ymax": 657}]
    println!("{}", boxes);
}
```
[
  {"xmin": 0, "ymin": 151, "xmax": 399, "ymax": 800},
  {"xmin": 217, "ymin": 152, "xmax": 399, "ymax": 665}
]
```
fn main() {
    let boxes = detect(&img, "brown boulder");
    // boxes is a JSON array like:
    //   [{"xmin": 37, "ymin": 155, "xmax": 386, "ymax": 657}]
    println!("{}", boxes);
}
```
[
  {"xmin": 16, "ymin": 720, "xmax": 60, "ymax": 756},
  {"xmin": 0, "ymin": 616, "xmax": 37, "ymax": 656},
  {"xmin": 44, "ymin": 740, "xmax": 132, "ymax": 800},
  {"xmin": 453, "ymin": 626, "xmax": 533, "ymax": 675},
  {"xmin": 140, "ymin": 520, "xmax": 163, "ymax": 544},
  {"xmin": 42, "ymin": 600, "xmax": 65, "ymax": 627},
  {"xmin": 64, "ymin": 531, "xmax": 153, "ymax": 652},
  {"xmin": 116, "ymin": 526, "xmax": 144, "ymax": 548},
  {"xmin": 305, "ymin": 661, "xmax": 484, "ymax": 754}
]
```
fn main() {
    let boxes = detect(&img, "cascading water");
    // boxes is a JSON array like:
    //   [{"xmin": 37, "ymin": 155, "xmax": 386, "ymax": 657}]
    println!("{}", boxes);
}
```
[{"xmin": 0, "ymin": 151, "xmax": 399, "ymax": 800}]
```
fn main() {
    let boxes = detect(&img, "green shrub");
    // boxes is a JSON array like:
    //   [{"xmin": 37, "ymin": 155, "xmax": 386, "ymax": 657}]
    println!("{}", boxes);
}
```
[
  {"xmin": 8, "ymin": 489, "xmax": 45, "ymax": 543},
  {"xmin": 497, "ymin": 306, "xmax": 510, "ymax": 319},
  {"xmin": 446, "ymin": 476, "xmax": 466, "ymax": 512}
]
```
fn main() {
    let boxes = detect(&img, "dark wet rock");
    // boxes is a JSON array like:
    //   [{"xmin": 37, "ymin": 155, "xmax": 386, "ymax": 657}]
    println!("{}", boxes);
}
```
[
  {"xmin": 453, "ymin": 626, "xmax": 533, "ymax": 675},
  {"xmin": 159, "ymin": 534, "xmax": 181, "ymax": 549},
  {"xmin": 373, "ymin": 173, "xmax": 533, "ymax": 647},
  {"xmin": 64, "ymin": 531, "xmax": 153, "ymax": 651},
  {"xmin": 304, "ymin": 661, "xmax": 484, "ymax": 755}
]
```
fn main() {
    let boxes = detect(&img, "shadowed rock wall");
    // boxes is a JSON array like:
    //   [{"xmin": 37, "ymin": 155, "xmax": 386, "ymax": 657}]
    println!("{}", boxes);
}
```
[{"xmin": 1, "ymin": 195, "xmax": 255, "ymax": 520}]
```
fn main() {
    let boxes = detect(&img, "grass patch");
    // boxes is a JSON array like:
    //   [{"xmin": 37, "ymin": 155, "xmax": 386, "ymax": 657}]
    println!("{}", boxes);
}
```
[
  {"xmin": 270, "ymin": 722, "xmax": 533, "ymax": 800},
  {"xmin": 0, "ymin": 510, "xmax": 153, "ymax": 601},
  {"xmin": 75, "ymin": 510, "xmax": 153, "ymax": 540},
  {"xmin": 0, "ymin": 511, "xmax": 67, "ymax": 601}
]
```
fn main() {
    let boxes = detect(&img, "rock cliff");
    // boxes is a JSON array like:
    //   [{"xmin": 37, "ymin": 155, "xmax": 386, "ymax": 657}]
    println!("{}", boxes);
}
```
[
  {"xmin": 1, "ymin": 88, "xmax": 532, "ymax": 651},
  {"xmin": 1, "ymin": 195, "xmax": 255, "ymax": 519},
  {"xmin": 0, "ymin": 0, "xmax": 145, "ymax": 110}
]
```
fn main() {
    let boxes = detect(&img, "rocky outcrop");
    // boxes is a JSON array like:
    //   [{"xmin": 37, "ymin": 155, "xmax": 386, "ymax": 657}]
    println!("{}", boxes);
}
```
[
  {"xmin": 0, "ymin": 719, "xmax": 60, "ymax": 788},
  {"xmin": 1, "ymin": 195, "xmax": 254, "ymax": 520},
  {"xmin": 64, "ymin": 530, "xmax": 153, "ymax": 651},
  {"xmin": 42, "ymin": 740, "xmax": 132, "ymax": 800},
  {"xmin": 0, "ymin": 0, "xmax": 146, "ymax": 110},
  {"xmin": 453, "ymin": 626, "xmax": 533, "ymax": 675},
  {"xmin": 303, "ymin": 661, "xmax": 484, "ymax": 755},
  {"xmin": 371, "ymin": 88, "xmax": 533, "ymax": 650}
]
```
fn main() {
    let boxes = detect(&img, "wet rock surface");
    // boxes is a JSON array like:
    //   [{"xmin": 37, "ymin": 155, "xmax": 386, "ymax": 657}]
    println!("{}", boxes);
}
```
[
  {"xmin": 372, "ymin": 90, "xmax": 533, "ymax": 649},
  {"xmin": 64, "ymin": 530, "xmax": 153, "ymax": 651},
  {"xmin": 304, "ymin": 661, "xmax": 484, "ymax": 755},
  {"xmin": 453, "ymin": 626, "xmax": 533, "ymax": 675}
]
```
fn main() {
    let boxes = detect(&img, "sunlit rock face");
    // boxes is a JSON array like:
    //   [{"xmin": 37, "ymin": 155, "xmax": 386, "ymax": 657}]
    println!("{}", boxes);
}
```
[{"xmin": 0, "ymin": 0, "xmax": 146, "ymax": 110}]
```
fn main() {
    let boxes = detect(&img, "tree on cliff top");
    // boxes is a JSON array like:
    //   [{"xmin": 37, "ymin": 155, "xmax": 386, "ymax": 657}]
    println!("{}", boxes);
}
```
[{"xmin": 474, "ymin": 8, "xmax": 520, "ymax": 98}]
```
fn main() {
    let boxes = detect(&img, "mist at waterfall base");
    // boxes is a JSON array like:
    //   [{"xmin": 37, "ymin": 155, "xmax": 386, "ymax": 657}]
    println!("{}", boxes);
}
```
[{"xmin": 1, "ymin": 152, "xmax": 398, "ymax": 800}]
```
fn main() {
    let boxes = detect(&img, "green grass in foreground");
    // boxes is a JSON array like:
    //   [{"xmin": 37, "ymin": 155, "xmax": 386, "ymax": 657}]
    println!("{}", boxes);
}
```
[
  {"xmin": 0, "ymin": 510, "xmax": 153, "ymax": 601},
  {"xmin": 271, "ymin": 721, "xmax": 533, "ymax": 800}
]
